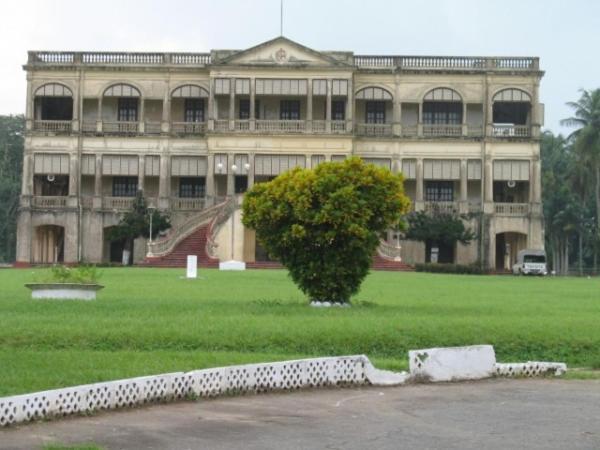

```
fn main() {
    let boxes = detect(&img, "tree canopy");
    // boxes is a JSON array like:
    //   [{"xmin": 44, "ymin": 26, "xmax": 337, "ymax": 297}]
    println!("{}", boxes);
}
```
[
  {"xmin": 242, "ymin": 157, "xmax": 411, "ymax": 304},
  {"xmin": 404, "ymin": 208, "xmax": 476, "ymax": 247}
]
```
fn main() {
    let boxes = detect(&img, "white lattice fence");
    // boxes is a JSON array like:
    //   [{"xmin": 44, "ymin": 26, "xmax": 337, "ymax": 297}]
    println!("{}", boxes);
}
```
[
  {"xmin": 494, "ymin": 362, "xmax": 567, "ymax": 377},
  {"xmin": 0, "ymin": 356, "xmax": 370, "ymax": 427}
]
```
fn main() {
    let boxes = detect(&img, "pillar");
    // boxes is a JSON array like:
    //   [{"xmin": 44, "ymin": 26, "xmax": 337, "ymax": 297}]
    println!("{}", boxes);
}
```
[
  {"xmin": 484, "ymin": 158, "xmax": 493, "ymax": 203},
  {"xmin": 306, "ymin": 79, "xmax": 313, "ymax": 132},
  {"xmin": 208, "ymin": 78, "xmax": 215, "ymax": 131},
  {"xmin": 346, "ymin": 78, "xmax": 353, "ymax": 133},
  {"xmin": 460, "ymin": 159, "xmax": 468, "ymax": 202},
  {"xmin": 25, "ymin": 75, "xmax": 34, "ymax": 131},
  {"xmin": 247, "ymin": 153, "xmax": 255, "ymax": 188},
  {"xmin": 21, "ymin": 153, "xmax": 33, "ymax": 196},
  {"xmin": 68, "ymin": 154, "xmax": 79, "ymax": 196},
  {"xmin": 139, "ymin": 97, "xmax": 145, "ymax": 133},
  {"xmin": 249, "ymin": 77, "xmax": 256, "ymax": 131},
  {"xmin": 462, "ymin": 102, "xmax": 468, "ymax": 136},
  {"xmin": 206, "ymin": 154, "xmax": 215, "ymax": 206},
  {"xmin": 158, "ymin": 154, "xmax": 169, "ymax": 199},
  {"xmin": 162, "ymin": 83, "xmax": 171, "ymax": 133},
  {"xmin": 96, "ymin": 97, "xmax": 103, "ymax": 132},
  {"xmin": 94, "ymin": 155, "xmax": 102, "ymax": 197},
  {"xmin": 138, "ymin": 155, "xmax": 145, "ymax": 193},
  {"xmin": 229, "ymin": 78, "xmax": 236, "ymax": 131},
  {"xmin": 417, "ymin": 102, "xmax": 423, "ymax": 137},
  {"xmin": 533, "ymin": 159, "xmax": 541, "ymax": 203},
  {"xmin": 416, "ymin": 158, "xmax": 424, "ymax": 202},
  {"xmin": 326, "ymin": 79, "xmax": 332, "ymax": 132},
  {"xmin": 227, "ymin": 154, "xmax": 235, "ymax": 196}
]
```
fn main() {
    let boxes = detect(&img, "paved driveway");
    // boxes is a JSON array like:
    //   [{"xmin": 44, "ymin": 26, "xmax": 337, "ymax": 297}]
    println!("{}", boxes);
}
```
[{"xmin": 1, "ymin": 379, "xmax": 599, "ymax": 450}]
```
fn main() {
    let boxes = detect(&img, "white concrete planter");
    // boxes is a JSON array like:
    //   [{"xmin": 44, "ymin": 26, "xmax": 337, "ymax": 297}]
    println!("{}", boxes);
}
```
[{"xmin": 25, "ymin": 283, "xmax": 104, "ymax": 300}]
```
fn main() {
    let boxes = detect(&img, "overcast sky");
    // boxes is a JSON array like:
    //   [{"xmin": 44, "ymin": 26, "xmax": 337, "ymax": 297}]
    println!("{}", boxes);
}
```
[{"xmin": 2, "ymin": 0, "xmax": 599, "ymax": 133}]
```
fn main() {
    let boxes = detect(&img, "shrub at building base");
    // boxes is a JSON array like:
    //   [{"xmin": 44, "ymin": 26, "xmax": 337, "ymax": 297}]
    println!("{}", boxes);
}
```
[
  {"xmin": 415, "ymin": 263, "xmax": 488, "ymax": 275},
  {"xmin": 242, "ymin": 157, "xmax": 411, "ymax": 304}
]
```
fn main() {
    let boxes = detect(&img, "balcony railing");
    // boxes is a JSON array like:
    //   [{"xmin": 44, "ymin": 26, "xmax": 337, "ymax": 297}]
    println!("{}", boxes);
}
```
[
  {"xmin": 33, "ymin": 120, "xmax": 72, "ymax": 133},
  {"xmin": 28, "ymin": 51, "xmax": 211, "ymax": 66},
  {"xmin": 102, "ymin": 197, "xmax": 136, "ymax": 210},
  {"xmin": 102, "ymin": 121, "xmax": 139, "ymax": 134},
  {"xmin": 32, "ymin": 196, "xmax": 68, "ymax": 208},
  {"xmin": 256, "ymin": 120, "xmax": 306, "ymax": 133},
  {"xmin": 492, "ymin": 125, "xmax": 531, "ymax": 138},
  {"xmin": 214, "ymin": 120, "xmax": 230, "ymax": 132},
  {"xmin": 234, "ymin": 120, "xmax": 251, "ymax": 131},
  {"xmin": 495, "ymin": 203, "xmax": 529, "ymax": 216},
  {"xmin": 145, "ymin": 122, "xmax": 162, "ymax": 135},
  {"xmin": 355, "ymin": 123, "xmax": 393, "ymax": 137},
  {"xmin": 80, "ymin": 196, "xmax": 94, "ymax": 209},
  {"xmin": 171, "ymin": 122, "xmax": 206, "ymax": 135},
  {"xmin": 171, "ymin": 197, "xmax": 205, "ymax": 210},
  {"xmin": 422, "ymin": 124, "xmax": 462, "ymax": 137},
  {"xmin": 424, "ymin": 201, "xmax": 459, "ymax": 214},
  {"xmin": 353, "ymin": 55, "xmax": 539, "ymax": 71}
]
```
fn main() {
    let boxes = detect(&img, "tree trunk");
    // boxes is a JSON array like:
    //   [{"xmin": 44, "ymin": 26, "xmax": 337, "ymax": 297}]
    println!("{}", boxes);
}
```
[
  {"xmin": 564, "ymin": 238, "xmax": 570, "ymax": 275},
  {"xmin": 579, "ymin": 230, "xmax": 583, "ymax": 276}
]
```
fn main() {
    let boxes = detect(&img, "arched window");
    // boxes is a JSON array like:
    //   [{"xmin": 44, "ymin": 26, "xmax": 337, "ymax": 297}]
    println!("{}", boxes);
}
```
[
  {"xmin": 422, "ymin": 88, "xmax": 463, "ymax": 126},
  {"xmin": 34, "ymin": 84, "xmax": 73, "ymax": 121},
  {"xmin": 493, "ymin": 88, "xmax": 531, "ymax": 103},
  {"xmin": 103, "ymin": 84, "xmax": 141, "ymax": 97},
  {"xmin": 171, "ymin": 85, "xmax": 209, "ymax": 98},
  {"xmin": 355, "ymin": 86, "xmax": 393, "ymax": 100},
  {"xmin": 493, "ymin": 89, "xmax": 531, "ymax": 126}
]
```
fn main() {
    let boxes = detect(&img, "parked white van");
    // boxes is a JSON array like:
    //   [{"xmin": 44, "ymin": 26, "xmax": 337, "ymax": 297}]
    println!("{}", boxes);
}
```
[{"xmin": 512, "ymin": 249, "xmax": 548, "ymax": 276}]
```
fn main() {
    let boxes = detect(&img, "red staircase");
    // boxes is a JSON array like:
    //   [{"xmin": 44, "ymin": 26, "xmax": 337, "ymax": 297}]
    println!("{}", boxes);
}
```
[
  {"xmin": 371, "ymin": 254, "xmax": 414, "ymax": 271},
  {"xmin": 139, "ymin": 224, "xmax": 219, "ymax": 268}
]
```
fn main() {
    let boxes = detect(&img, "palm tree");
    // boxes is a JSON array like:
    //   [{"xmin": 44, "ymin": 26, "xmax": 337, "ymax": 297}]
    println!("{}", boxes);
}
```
[{"xmin": 561, "ymin": 89, "xmax": 600, "ymax": 269}]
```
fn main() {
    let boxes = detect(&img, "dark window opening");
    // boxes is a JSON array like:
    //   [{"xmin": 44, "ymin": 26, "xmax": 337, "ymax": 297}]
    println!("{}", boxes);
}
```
[
  {"xmin": 36, "ymin": 97, "xmax": 73, "ymax": 121},
  {"xmin": 493, "ymin": 181, "xmax": 528, "ymax": 203},
  {"xmin": 366, "ymin": 101, "xmax": 385, "ymax": 124},
  {"xmin": 332, "ymin": 100, "xmax": 345, "ymax": 120},
  {"xmin": 280, "ymin": 100, "xmax": 300, "ymax": 120},
  {"xmin": 179, "ymin": 177, "xmax": 205, "ymax": 198},
  {"xmin": 235, "ymin": 175, "xmax": 248, "ymax": 194},
  {"xmin": 112, "ymin": 177, "xmax": 138, "ymax": 197},
  {"xmin": 239, "ymin": 99, "xmax": 250, "ymax": 119},
  {"xmin": 184, "ymin": 99, "xmax": 204, "ymax": 122},
  {"xmin": 34, "ymin": 175, "xmax": 69, "ymax": 196},
  {"xmin": 425, "ymin": 181, "xmax": 454, "ymax": 202},
  {"xmin": 493, "ymin": 102, "xmax": 529, "ymax": 125},
  {"xmin": 118, "ymin": 98, "xmax": 138, "ymax": 122},
  {"xmin": 423, "ymin": 102, "xmax": 462, "ymax": 125},
  {"xmin": 426, "ymin": 240, "xmax": 454, "ymax": 264}
]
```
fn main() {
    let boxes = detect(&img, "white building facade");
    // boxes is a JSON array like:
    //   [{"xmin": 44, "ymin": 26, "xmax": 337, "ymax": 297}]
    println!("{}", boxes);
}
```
[{"xmin": 16, "ymin": 37, "xmax": 544, "ymax": 270}]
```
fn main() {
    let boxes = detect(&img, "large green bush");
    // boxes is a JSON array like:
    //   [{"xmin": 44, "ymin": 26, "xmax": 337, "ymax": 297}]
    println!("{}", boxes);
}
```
[
  {"xmin": 415, "ymin": 263, "xmax": 487, "ymax": 275},
  {"xmin": 242, "ymin": 157, "xmax": 411, "ymax": 304}
]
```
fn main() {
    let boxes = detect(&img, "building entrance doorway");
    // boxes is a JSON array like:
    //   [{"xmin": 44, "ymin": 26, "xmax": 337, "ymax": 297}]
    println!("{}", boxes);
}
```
[
  {"xmin": 425, "ymin": 240, "xmax": 454, "ymax": 264},
  {"xmin": 33, "ymin": 225, "xmax": 64, "ymax": 263},
  {"xmin": 495, "ymin": 232, "xmax": 527, "ymax": 271}
]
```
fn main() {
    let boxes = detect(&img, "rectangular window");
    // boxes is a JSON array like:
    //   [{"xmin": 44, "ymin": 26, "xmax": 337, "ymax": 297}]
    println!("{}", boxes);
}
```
[
  {"xmin": 332, "ymin": 100, "xmax": 345, "ymax": 120},
  {"xmin": 280, "ymin": 100, "xmax": 300, "ymax": 120},
  {"xmin": 179, "ymin": 177, "xmax": 205, "ymax": 198},
  {"xmin": 184, "ymin": 99, "xmax": 204, "ymax": 122},
  {"xmin": 366, "ymin": 101, "xmax": 385, "ymax": 124},
  {"xmin": 425, "ymin": 181, "xmax": 454, "ymax": 202},
  {"xmin": 423, "ymin": 102, "xmax": 462, "ymax": 125},
  {"xmin": 118, "ymin": 98, "xmax": 138, "ymax": 122},
  {"xmin": 112, "ymin": 176, "xmax": 138, "ymax": 197},
  {"xmin": 234, "ymin": 176, "xmax": 248, "ymax": 194},
  {"xmin": 239, "ymin": 99, "xmax": 250, "ymax": 120}
]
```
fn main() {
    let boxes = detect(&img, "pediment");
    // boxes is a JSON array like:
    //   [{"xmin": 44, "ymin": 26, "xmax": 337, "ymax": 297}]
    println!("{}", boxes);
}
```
[{"xmin": 217, "ymin": 37, "xmax": 348, "ymax": 67}]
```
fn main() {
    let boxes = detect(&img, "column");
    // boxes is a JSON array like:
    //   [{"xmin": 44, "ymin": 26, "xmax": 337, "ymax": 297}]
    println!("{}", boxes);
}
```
[
  {"xmin": 247, "ymin": 153, "xmax": 255, "ymax": 189},
  {"xmin": 392, "ymin": 156, "xmax": 401, "ymax": 175},
  {"xmin": 25, "ymin": 75, "xmax": 34, "ymax": 131},
  {"xmin": 417, "ymin": 102, "xmax": 423, "ymax": 137},
  {"xmin": 161, "ymin": 83, "xmax": 171, "ymax": 133},
  {"xmin": 72, "ymin": 79, "xmax": 80, "ymax": 132},
  {"xmin": 484, "ymin": 158, "xmax": 493, "ymax": 203},
  {"xmin": 68, "ymin": 154, "xmax": 79, "ymax": 197},
  {"xmin": 249, "ymin": 77, "xmax": 256, "ymax": 131},
  {"xmin": 158, "ymin": 155, "xmax": 170, "ymax": 199},
  {"xmin": 139, "ymin": 97, "xmax": 145, "ymax": 133},
  {"xmin": 460, "ymin": 159, "xmax": 468, "ymax": 202},
  {"xmin": 206, "ymin": 154, "xmax": 215, "ymax": 206},
  {"xmin": 306, "ymin": 79, "xmax": 313, "ymax": 133},
  {"xmin": 227, "ymin": 153, "xmax": 235, "ymax": 196},
  {"xmin": 533, "ymin": 159, "xmax": 541, "ymax": 203},
  {"xmin": 345, "ymin": 79, "xmax": 353, "ymax": 133},
  {"xmin": 138, "ymin": 155, "xmax": 145, "ymax": 193},
  {"xmin": 393, "ymin": 76, "xmax": 401, "ymax": 136},
  {"xmin": 416, "ymin": 158, "xmax": 424, "ymax": 202},
  {"xmin": 208, "ymin": 78, "xmax": 215, "ymax": 131},
  {"xmin": 326, "ymin": 79, "xmax": 332, "ymax": 132},
  {"xmin": 94, "ymin": 155, "xmax": 102, "ymax": 197},
  {"xmin": 96, "ymin": 97, "xmax": 103, "ymax": 132},
  {"xmin": 229, "ymin": 78, "xmax": 236, "ymax": 131},
  {"xmin": 462, "ymin": 102, "xmax": 468, "ymax": 136},
  {"xmin": 21, "ymin": 153, "xmax": 33, "ymax": 196}
]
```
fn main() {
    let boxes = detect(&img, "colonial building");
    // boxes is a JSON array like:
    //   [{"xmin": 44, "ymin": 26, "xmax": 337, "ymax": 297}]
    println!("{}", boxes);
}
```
[{"xmin": 16, "ymin": 36, "xmax": 544, "ymax": 270}]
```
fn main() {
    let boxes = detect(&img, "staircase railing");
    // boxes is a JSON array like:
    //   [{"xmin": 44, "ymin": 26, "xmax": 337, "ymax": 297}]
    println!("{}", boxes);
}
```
[
  {"xmin": 377, "ymin": 239, "xmax": 403, "ymax": 261},
  {"xmin": 146, "ymin": 199, "xmax": 229, "ymax": 258},
  {"xmin": 206, "ymin": 196, "xmax": 239, "ymax": 259}
]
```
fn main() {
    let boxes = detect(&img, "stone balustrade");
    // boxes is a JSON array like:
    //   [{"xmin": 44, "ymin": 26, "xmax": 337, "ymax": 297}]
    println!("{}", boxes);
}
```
[{"xmin": 494, "ymin": 202, "xmax": 530, "ymax": 216}]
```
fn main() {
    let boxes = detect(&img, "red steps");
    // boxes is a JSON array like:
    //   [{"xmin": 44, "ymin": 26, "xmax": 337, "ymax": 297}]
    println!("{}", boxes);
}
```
[{"xmin": 139, "ymin": 224, "xmax": 219, "ymax": 268}]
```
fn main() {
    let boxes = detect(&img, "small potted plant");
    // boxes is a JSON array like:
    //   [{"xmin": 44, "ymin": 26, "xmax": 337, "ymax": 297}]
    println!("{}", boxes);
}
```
[{"xmin": 25, "ymin": 265, "xmax": 104, "ymax": 300}]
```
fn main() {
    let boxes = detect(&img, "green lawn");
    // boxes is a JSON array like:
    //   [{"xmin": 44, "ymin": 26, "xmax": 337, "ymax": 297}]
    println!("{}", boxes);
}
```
[{"xmin": 0, "ymin": 268, "xmax": 599, "ymax": 396}]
